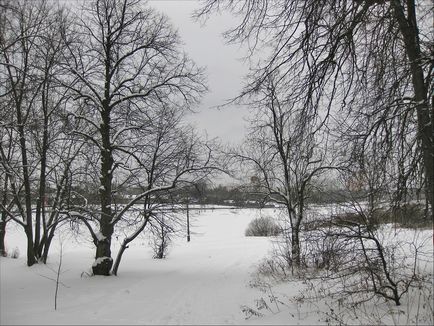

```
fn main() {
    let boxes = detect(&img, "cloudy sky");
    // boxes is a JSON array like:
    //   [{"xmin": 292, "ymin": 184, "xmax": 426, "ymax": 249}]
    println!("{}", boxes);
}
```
[{"xmin": 149, "ymin": 0, "xmax": 251, "ymax": 145}]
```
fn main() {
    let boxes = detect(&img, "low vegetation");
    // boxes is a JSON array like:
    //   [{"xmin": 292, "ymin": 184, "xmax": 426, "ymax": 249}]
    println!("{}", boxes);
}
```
[{"xmin": 245, "ymin": 216, "xmax": 282, "ymax": 237}]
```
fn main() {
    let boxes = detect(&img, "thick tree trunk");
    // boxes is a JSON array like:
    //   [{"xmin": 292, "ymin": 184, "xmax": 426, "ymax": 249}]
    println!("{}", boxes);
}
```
[
  {"xmin": 93, "ymin": 148, "xmax": 114, "ymax": 275},
  {"xmin": 92, "ymin": 235, "xmax": 113, "ymax": 276},
  {"xmin": 94, "ymin": 167, "xmax": 114, "ymax": 276},
  {"xmin": 25, "ymin": 226, "xmax": 36, "ymax": 266},
  {"xmin": 92, "ymin": 80, "xmax": 114, "ymax": 275}
]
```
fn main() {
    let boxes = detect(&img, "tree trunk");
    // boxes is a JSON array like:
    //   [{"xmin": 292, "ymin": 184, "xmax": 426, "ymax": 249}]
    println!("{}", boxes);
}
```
[
  {"xmin": 34, "ymin": 124, "xmax": 48, "ymax": 260},
  {"xmin": 112, "ymin": 240, "xmax": 128, "ymax": 277},
  {"xmin": 19, "ymin": 127, "xmax": 37, "ymax": 267},
  {"xmin": 291, "ymin": 226, "xmax": 301, "ymax": 267},
  {"xmin": 25, "ymin": 226, "xmax": 36, "ymax": 266},
  {"xmin": 0, "ymin": 179, "xmax": 8, "ymax": 257},
  {"xmin": 286, "ymin": 205, "xmax": 301, "ymax": 268},
  {"xmin": 92, "ymin": 156, "xmax": 115, "ymax": 276},
  {"xmin": 93, "ymin": 141, "xmax": 114, "ymax": 275},
  {"xmin": 35, "ymin": 75, "xmax": 51, "ymax": 258},
  {"xmin": 391, "ymin": 0, "xmax": 434, "ymax": 217},
  {"xmin": 92, "ymin": 235, "xmax": 113, "ymax": 276},
  {"xmin": 93, "ymin": 86, "xmax": 114, "ymax": 275},
  {"xmin": 112, "ymin": 216, "xmax": 149, "ymax": 276},
  {"xmin": 0, "ymin": 218, "xmax": 6, "ymax": 257},
  {"xmin": 41, "ymin": 226, "xmax": 56, "ymax": 264}
]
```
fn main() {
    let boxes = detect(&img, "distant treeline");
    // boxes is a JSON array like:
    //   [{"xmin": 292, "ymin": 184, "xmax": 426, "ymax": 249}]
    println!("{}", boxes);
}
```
[{"xmin": 39, "ymin": 182, "xmax": 423, "ymax": 208}]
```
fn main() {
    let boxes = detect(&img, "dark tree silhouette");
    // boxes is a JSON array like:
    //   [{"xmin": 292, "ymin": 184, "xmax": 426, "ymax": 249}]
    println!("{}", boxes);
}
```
[{"xmin": 63, "ymin": 0, "xmax": 211, "ymax": 275}]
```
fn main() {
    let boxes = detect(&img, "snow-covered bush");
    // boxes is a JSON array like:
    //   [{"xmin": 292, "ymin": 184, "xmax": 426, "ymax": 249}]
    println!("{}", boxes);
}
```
[
  {"xmin": 245, "ymin": 216, "xmax": 281, "ymax": 237},
  {"xmin": 254, "ymin": 256, "xmax": 289, "ymax": 281}
]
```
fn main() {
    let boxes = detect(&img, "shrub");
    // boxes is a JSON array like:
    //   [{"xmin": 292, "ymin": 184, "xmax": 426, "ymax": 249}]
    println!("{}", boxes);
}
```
[
  {"xmin": 150, "ymin": 222, "xmax": 172, "ymax": 259},
  {"xmin": 245, "ymin": 216, "xmax": 281, "ymax": 237},
  {"xmin": 151, "ymin": 234, "xmax": 170, "ymax": 259}
]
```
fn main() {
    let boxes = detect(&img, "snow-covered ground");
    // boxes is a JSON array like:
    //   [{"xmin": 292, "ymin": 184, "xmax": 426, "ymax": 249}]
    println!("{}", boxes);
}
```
[
  {"xmin": 1, "ymin": 207, "xmax": 433, "ymax": 325},
  {"xmin": 1, "ymin": 208, "xmax": 273, "ymax": 325}
]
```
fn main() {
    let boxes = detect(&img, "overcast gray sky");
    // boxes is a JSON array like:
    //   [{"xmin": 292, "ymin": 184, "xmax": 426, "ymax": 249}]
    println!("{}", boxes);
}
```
[{"xmin": 149, "ymin": 0, "xmax": 251, "ymax": 145}]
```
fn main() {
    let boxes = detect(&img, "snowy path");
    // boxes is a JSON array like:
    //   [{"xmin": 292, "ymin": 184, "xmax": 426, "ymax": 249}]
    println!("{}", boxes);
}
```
[{"xmin": 1, "ymin": 208, "xmax": 274, "ymax": 325}]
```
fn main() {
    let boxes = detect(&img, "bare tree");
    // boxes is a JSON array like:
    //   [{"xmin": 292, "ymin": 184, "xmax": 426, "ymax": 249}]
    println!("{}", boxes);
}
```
[
  {"xmin": 110, "ymin": 124, "xmax": 217, "ymax": 276},
  {"xmin": 0, "ymin": 0, "xmax": 78, "ymax": 265},
  {"xmin": 62, "ymin": 0, "xmax": 211, "ymax": 275},
  {"xmin": 290, "ymin": 129, "xmax": 432, "ymax": 310},
  {"xmin": 0, "ymin": 0, "xmax": 42, "ymax": 266},
  {"xmin": 303, "ymin": 167, "xmax": 425, "ymax": 308},
  {"xmin": 196, "ymin": 0, "xmax": 433, "ymax": 217},
  {"xmin": 236, "ymin": 74, "xmax": 335, "ymax": 268},
  {"xmin": 0, "ymin": 0, "xmax": 8, "ymax": 257},
  {"xmin": 302, "ymin": 216, "xmax": 424, "ymax": 309},
  {"xmin": 0, "ymin": 122, "xmax": 14, "ymax": 257}
]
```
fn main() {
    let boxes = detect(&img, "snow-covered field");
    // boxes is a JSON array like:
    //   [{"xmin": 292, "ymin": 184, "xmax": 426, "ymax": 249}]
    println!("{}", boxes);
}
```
[{"xmin": 1, "ymin": 207, "xmax": 433, "ymax": 325}]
